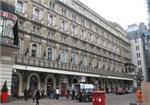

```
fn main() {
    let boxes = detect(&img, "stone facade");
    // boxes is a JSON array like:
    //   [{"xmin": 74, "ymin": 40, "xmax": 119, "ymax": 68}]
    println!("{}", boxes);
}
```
[{"xmin": 1, "ymin": 0, "xmax": 133, "ymax": 97}]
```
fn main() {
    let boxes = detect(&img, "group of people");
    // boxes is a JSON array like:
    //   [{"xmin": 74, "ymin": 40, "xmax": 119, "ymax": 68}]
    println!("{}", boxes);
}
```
[
  {"xmin": 47, "ymin": 88, "xmax": 60, "ymax": 99},
  {"xmin": 24, "ymin": 88, "xmax": 45, "ymax": 105}
]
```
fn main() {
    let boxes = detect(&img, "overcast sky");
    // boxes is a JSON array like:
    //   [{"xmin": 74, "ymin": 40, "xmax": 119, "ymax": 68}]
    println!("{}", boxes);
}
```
[{"xmin": 80, "ymin": 0, "xmax": 148, "ymax": 30}]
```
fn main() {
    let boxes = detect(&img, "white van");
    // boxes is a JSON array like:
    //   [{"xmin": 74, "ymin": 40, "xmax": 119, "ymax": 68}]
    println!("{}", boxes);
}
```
[{"xmin": 72, "ymin": 83, "xmax": 95, "ymax": 102}]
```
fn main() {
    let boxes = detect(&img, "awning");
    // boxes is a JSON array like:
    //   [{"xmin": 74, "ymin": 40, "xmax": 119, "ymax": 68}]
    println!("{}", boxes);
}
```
[{"xmin": 13, "ymin": 64, "xmax": 133, "ymax": 81}]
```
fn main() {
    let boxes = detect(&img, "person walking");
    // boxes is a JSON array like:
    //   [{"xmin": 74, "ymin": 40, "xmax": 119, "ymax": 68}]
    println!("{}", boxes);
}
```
[
  {"xmin": 32, "ymin": 90, "xmax": 36, "ymax": 102},
  {"xmin": 136, "ymin": 87, "xmax": 142, "ymax": 105},
  {"xmin": 72, "ymin": 89, "xmax": 75, "ymax": 100},
  {"xmin": 35, "ymin": 89, "xmax": 40, "ymax": 105},
  {"xmin": 56, "ymin": 88, "xmax": 59, "ymax": 100},
  {"xmin": 41, "ymin": 89, "xmax": 45, "ymax": 99},
  {"xmin": 65, "ymin": 89, "xmax": 69, "ymax": 99}
]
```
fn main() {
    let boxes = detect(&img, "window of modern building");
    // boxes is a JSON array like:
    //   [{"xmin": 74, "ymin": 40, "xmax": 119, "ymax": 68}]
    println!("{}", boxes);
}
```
[
  {"xmin": 60, "ymin": 50, "xmax": 67, "ymax": 63},
  {"xmin": 137, "ymin": 60, "xmax": 142, "ymax": 65},
  {"xmin": 136, "ymin": 45, "xmax": 140, "ymax": 50},
  {"xmin": 138, "ymin": 68, "xmax": 142, "ymax": 73},
  {"xmin": 31, "ymin": 43, "xmax": 38, "ymax": 57},
  {"xmin": 48, "ymin": 47, "xmax": 52, "ymax": 60},
  {"xmin": 16, "ymin": 1, "xmax": 24, "ymax": 13}
]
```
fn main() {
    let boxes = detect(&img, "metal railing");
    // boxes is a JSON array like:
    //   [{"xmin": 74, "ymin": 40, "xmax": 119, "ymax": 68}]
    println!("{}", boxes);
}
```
[
  {"xmin": 1, "ymin": 36, "xmax": 18, "ymax": 48},
  {"xmin": 14, "ymin": 54, "xmax": 131, "ymax": 78}
]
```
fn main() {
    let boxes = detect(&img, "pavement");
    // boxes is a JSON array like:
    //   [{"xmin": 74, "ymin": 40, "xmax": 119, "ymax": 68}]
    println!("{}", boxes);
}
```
[{"xmin": 1, "ymin": 94, "xmax": 139, "ymax": 105}]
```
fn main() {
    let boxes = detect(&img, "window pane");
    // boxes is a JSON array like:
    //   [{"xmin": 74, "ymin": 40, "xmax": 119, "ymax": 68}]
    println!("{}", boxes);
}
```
[
  {"xmin": 48, "ymin": 48, "xmax": 52, "ymax": 60},
  {"xmin": 16, "ymin": 1, "xmax": 23, "ymax": 12}
]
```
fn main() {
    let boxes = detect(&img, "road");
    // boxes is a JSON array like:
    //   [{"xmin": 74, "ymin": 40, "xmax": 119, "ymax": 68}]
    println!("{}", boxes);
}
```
[{"xmin": 4, "ymin": 94, "xmax": 135, "ymax": 105}]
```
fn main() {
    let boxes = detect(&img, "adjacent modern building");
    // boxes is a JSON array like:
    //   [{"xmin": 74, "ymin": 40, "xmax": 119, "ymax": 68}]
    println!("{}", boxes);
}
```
[
  {"xmin": 0, "ymin": 0, "xmax": 133, "ymax": 97},
  {"xmin": 127, "ymin": 23, "xmax": 148, "ymax": 83},
  {"xmin": 143, "ymin": 29, "xmax": 150, "ymax": 81}
]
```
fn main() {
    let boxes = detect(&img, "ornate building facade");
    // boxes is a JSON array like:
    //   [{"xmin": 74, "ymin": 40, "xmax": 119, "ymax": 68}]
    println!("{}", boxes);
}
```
[{"xmin": 1, "ymin": 0, "xmax": 133, "ymax": 97}]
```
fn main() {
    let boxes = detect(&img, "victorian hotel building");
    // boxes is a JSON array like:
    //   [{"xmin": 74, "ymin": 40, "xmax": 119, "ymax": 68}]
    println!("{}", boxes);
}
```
[{"xmin": 0, "ymin": 0, "xmax": 133, "ymax": 97}]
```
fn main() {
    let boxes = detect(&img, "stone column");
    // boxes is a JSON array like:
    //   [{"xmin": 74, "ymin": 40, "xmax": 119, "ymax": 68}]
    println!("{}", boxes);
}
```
[
  {"xmin": 55, "ymin": 44, "xmax": 60, "ymax": 61},
  {"xmin": 67, "ymin": 48, "xmax": 72, "ymax": 63}
]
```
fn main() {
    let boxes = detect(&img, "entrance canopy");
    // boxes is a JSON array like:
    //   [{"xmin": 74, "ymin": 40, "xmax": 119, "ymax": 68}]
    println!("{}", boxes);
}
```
[{"xmin": 13, "ymin": 64, "xmax": 133, "ymax": 81}]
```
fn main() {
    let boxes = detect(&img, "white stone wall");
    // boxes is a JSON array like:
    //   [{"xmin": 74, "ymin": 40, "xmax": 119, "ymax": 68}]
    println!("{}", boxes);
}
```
[
  {"xmin": 0, "ymin": 56, "xmax": 13, "ymax": 95},
  {"xmin": 130, "ymin": 38, "xmax": 147, "ymax": 80}
]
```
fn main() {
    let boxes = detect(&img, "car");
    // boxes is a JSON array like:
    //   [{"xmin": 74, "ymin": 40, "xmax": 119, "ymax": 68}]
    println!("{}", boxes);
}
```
[{"xmin": 116, "ymin": 87, "xmax": 126, "ymax": 95}]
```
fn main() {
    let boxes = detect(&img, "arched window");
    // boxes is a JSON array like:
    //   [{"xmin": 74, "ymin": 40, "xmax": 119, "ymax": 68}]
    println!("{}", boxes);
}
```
[
  {"xmin": 31, "ymin": 43, "xmax": 37, "ymax": 57},
  {"xmin": 48, "ymin": 47, "xmax": 52, "ymax": 60},
  {"xmin": 30, "ymin": 75, "xmax": 38, "ymax": 90}
]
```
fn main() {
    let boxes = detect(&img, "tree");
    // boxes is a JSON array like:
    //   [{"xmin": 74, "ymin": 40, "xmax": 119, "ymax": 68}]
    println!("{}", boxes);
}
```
[{"xmin": 1, "ymin": 81, "xmax": 8, "ymax": 92}]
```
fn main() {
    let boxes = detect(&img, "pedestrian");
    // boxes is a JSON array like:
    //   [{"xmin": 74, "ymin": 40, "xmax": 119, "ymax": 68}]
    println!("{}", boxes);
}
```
[
  {"xmin": 24, "ymin": 88, "xmax": 28, "ymax": 101},
  {"xmin": 32, "ymin": 90, "xmax": 36, "ymax": 102},
  {"xmin": 72, "ymin": 89, "xmax": 75, "ymax": 100},
  {"xmin": 67, "ymin": 89, "xmax": 70, "ymax": 99},
  {"xmin": 53, "ymin": 89, "xmax": 56, "ymax": 99},
  {"xmin": 41, "ymin": 89, "xmax": 45, "ymax": 99},
  {"xmin": 65, "ymin": 89, "xmax": 69, "ymax": 99},
  {"xmin": 136, "ymin": 87, "xmax": 142, "ymax": 105},
  {"xmin": 78, "ymin": 90, "xmax": 82, "ymax": 102},
  {"xmin": 35, "ymin": 89, "xmax": 40, "ymax": 105},
  {"xmin": 56, "ymin": 88, "xmax": 59, "ymax": 100}
]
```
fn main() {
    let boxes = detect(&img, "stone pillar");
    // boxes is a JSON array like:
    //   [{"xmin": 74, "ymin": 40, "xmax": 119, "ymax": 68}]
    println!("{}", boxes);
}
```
[
  {"xmin": 55, "ymin": 44, "xmax": 60, "ymax": 61},
  {"xmin": 67, "ymin": 48, "xmax": 71, "ymax": 63},
  {"xmin": 77, "ymin": 50, "xmax": 81, "ymax": 65}
]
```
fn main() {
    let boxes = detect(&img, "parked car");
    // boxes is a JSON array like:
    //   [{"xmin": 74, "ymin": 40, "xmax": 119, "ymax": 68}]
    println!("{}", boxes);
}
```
[{"xmin": 116, "ymin": 87, "xmax": 126, "ymax": 95}]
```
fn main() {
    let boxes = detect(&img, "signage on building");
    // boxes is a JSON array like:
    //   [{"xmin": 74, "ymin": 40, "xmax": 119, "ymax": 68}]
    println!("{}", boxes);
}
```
[{"xmin": 0, "ymin": 10, "xmax": 17, "ymax": 38}]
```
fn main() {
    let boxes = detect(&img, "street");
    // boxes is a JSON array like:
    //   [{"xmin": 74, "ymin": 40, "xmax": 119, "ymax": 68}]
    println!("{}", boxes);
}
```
[{"xmin": 4, "ymin": 94, "xmax": 133, "ymax": 105}]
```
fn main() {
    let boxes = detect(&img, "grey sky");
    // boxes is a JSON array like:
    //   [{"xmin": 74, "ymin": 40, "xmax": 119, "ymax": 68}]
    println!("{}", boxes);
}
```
[{"xmin": 80, "ymin": 0, "xmax": 148, "ymax": 30}]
